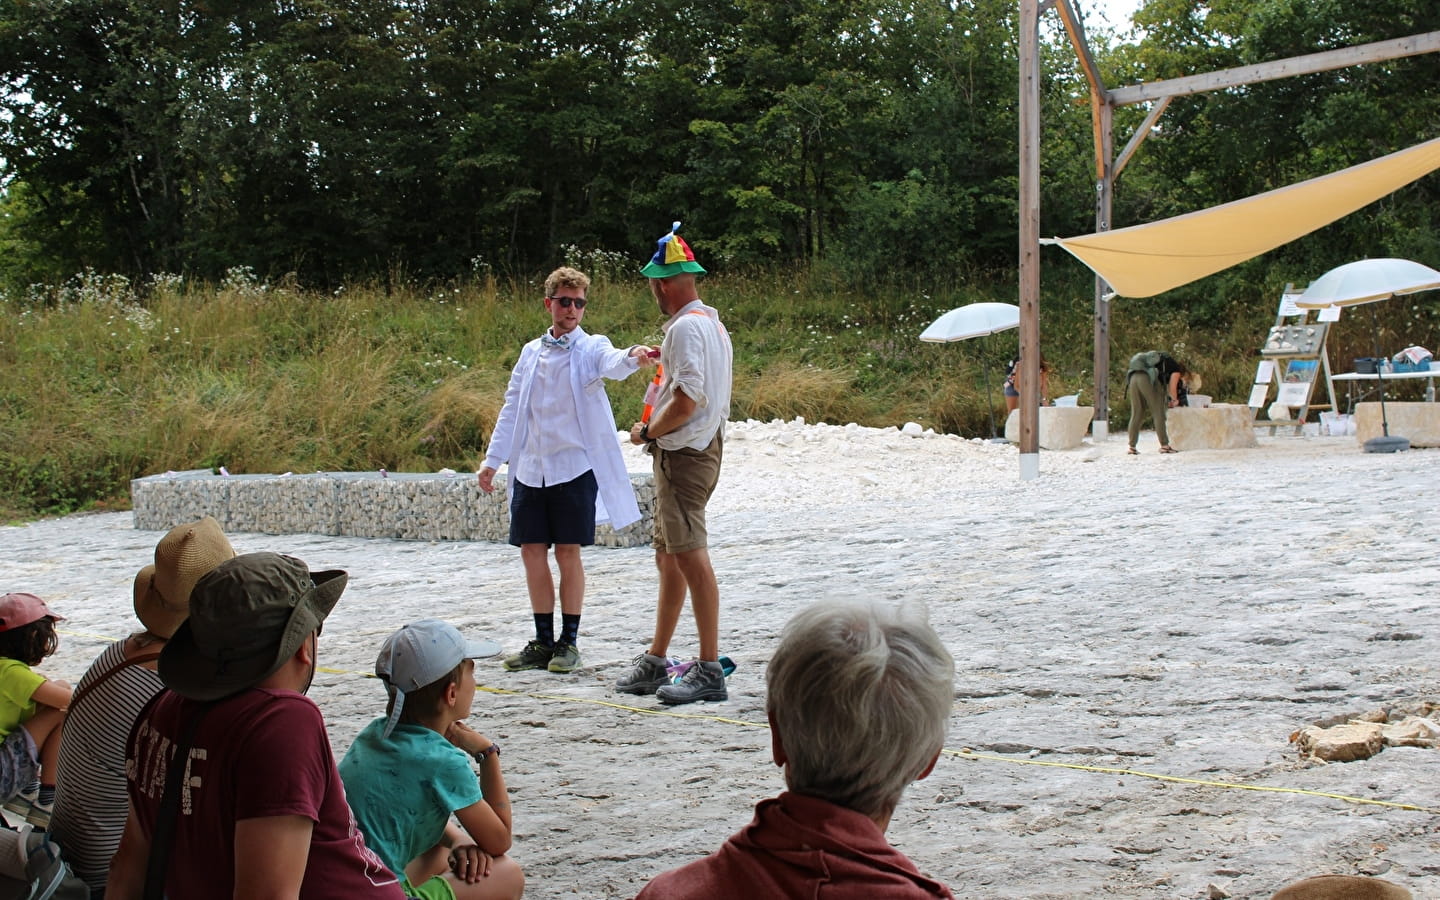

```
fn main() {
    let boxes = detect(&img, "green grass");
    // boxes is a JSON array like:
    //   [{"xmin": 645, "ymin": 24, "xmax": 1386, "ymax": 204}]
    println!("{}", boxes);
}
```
[{"xmin": 2, "ymin": 261, "xmax": 1436, "ymax": 519}]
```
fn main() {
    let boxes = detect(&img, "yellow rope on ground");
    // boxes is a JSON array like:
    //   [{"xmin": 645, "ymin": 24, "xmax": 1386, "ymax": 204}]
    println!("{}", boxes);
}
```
[
  {"xmin": 63, "ymin": 628, "xmax": 1440, "ymax": 815},
  {"xmin": 938, "ymin": 748, "xmax": 1440, "ymax": 814}
]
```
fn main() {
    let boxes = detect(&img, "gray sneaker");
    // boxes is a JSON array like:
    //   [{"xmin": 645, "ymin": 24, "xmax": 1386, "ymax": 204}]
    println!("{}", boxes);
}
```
[
  {"xmin": 615, "ymin": 653, "xmax": 671, "ymax": 695},
  {"xmin": 503, "ymin": 640, "xmax": 554, "ymax": 672},
  {"xmin": 656, "ymin": 659, "xmax": 728, "ymax": 705},
  {"xmin": 547, "ymin": 642, "xmax": 582, "ymax": 673}
]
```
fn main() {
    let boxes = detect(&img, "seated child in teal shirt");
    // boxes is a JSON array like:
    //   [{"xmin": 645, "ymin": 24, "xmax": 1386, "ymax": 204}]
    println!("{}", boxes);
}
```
[{"xmin": 340, "ymin": 620, "xmax": 523, "ymax": 900}]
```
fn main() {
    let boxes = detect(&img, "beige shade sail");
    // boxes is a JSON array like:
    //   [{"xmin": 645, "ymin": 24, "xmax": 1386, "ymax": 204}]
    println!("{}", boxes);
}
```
[{"xmin": 1049, "ymin": 136, "xmax": 1440, "ymax": 298}]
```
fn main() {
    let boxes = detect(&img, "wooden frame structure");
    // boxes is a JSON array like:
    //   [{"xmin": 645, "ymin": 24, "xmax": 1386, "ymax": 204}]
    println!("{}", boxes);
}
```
[{"xmin": 1013, "ymin": 1, "xmax": 1440, "ymax": 478}]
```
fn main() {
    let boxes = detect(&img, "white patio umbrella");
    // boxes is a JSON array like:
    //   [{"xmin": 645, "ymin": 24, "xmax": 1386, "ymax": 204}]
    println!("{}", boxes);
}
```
[
  {"xmin": 919, "ymin": 302, "xmax": 1022, "ymax": 342},
  {"xmin": 919, "ymin": 302, "xmax": 1021, "ymax": 439},
  {"xmin": 1293, "ymin": 258, "xmax": 1440, "ymax": 453},
  {"xmin": 1293, "ymin": 258, "xmax": 1440, "ymax": 307}
]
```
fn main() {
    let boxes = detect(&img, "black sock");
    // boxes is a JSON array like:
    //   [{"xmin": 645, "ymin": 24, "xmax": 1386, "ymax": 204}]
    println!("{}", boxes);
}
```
[
  {"xmin": 560, "ymin": 613, "xmax": 581, "ymax": 646},
  {"xmin": 38, "ymin": 785, "xmax": 55, "ymax": 806},
  {"xmin": 534, "ymin": 613, "xmax": 555, "ymax": 647},
  {"xmin": 22, "ymin": 780, "xmax": 39, "ymax": 797}
]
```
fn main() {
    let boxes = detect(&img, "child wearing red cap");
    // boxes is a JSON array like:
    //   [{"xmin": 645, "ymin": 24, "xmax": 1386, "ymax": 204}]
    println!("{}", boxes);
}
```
[{"xmin": 0, "ymin": 592, "xmax": 73, "ymax": 827}]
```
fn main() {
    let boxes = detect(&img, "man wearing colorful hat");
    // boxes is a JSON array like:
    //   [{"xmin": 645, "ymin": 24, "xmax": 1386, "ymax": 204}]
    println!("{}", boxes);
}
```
[{"xmin": 618, "ymin": 223, "xmax": 734, "ymax": 705}]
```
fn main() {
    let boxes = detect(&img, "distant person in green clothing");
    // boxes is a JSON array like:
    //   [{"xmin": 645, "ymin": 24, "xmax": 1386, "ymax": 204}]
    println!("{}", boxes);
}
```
[
  {"xmin": 1125, "ymin": 350, "xmax": 1199, "ymax": 454},
  {"xmin": 340, "ymin": 619, "xmax": 523, "ymax": 900}
]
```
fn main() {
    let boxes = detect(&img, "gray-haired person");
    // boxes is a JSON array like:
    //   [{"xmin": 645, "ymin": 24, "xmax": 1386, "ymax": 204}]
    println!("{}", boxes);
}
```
[{"xmin": 637, "ymin": 600, "xmax": 956, "ymax": 898}]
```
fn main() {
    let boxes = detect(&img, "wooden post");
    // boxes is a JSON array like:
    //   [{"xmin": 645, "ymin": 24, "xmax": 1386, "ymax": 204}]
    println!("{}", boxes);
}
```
[
  {"xmin": 1093, "ymin": 100, "xmax": 1113, "ymax": 439},
  {"xmin": 1018, "ymin": 0, "xmax": 1041, "ymax": 479},
  {"xmin": 1054, "ymin": 0, "xmax": 1112, "ymax": 441}
]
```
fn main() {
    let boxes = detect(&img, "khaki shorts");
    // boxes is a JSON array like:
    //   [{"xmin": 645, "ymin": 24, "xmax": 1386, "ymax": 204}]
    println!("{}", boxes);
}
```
[{"xmin": 650, "ymin": 431, "xmax": 723, "ymax": 554}]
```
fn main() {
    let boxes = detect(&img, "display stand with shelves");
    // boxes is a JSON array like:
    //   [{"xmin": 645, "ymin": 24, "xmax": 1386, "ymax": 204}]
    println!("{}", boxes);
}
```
[{"xmin": 1249, "ymin": 287, "xmax": 1338, "ymax": 435}]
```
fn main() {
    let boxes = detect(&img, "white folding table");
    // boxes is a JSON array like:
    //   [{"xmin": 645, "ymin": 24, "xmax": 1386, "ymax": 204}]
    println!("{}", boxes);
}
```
[{"xmin": 1330, "ymin": 368, "xmax": 1438, "ymax": 406}]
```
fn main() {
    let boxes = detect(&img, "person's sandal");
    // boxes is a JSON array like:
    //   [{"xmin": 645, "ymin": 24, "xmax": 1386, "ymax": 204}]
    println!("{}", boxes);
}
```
[
  {"xmin": 1127, "ymin": 447, "xmax": 1138, "ymax": 455},
  {"xmin": 1159, "ymin": 445, "xmax": 1178, "ymax": 454}
]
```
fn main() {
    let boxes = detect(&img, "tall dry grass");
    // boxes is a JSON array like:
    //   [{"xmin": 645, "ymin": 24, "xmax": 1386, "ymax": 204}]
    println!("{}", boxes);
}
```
[{"xmin": 4, "ymin": 260, "xmax": 1437, "ymax": 519}]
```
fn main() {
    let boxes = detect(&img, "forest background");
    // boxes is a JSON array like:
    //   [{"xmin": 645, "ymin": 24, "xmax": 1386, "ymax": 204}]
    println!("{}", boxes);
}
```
[{"xmin": 2, "ymin": 0, "xmax": 1439, "ymax": 518}]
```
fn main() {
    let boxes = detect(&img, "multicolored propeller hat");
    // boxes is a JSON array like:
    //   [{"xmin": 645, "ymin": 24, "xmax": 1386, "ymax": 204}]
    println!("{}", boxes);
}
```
[{"xmin": 640, "ymin": 221, "xmax": 707, "ymax": 278}]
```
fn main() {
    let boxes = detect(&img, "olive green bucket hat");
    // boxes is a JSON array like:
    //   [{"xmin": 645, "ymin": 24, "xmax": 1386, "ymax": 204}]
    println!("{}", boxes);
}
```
[{"xmin": 159, "ymin": 551, "xmax": 347, "ymax": 701}]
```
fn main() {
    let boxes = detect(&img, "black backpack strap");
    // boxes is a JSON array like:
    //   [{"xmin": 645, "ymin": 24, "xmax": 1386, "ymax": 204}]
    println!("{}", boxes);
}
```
[{"xmin": 142, "ymin": 701, "xmax": 215, "ymax": 900}]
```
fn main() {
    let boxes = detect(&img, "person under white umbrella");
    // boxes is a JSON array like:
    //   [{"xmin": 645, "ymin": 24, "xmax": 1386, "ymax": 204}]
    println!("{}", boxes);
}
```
[{"xmin": 919, "ymin": 303, "xmax": 1021, "ymax": 440}]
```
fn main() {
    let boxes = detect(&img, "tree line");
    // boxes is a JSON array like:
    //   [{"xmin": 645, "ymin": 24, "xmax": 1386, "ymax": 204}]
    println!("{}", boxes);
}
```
[{"xmin": 2, "ymin": 0, "xmax": 1437, "ymax": 295}]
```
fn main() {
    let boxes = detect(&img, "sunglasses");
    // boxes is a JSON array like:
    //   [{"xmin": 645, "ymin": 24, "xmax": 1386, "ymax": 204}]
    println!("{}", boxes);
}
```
[{"xmin": 548, "ymin": 296, "xmax": 588, "ymax": 309}]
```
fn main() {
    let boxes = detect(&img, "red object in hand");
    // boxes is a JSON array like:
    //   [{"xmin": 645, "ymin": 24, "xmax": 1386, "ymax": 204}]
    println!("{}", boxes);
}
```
[{"xmin": 642, "ymin": 365, "xmax": 663, "ymax": 423}]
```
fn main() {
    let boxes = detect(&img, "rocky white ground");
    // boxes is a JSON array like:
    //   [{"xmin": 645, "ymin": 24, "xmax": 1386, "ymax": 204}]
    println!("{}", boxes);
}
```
[{"xmin": 4, "ymin": 421, "xmax": 1438, "ymax": 899}]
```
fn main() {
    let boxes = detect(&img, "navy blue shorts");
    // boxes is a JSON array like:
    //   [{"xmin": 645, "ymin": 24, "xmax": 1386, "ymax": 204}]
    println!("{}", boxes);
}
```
[{"xmin": 508, "ymin": 469, "xmax": 598, "ymax": 547}]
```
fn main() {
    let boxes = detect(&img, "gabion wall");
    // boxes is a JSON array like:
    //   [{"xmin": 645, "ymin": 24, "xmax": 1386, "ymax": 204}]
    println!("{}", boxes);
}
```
[{"xmin": 130, "ymin": 470, "xmax": 655, "ymax": 548}]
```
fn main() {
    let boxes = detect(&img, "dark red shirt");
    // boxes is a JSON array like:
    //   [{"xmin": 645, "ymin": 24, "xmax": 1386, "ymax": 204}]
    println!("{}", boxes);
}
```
[
  {"xmin": 126, "ymin": 688, "xmax": 403, "ymax": 899},
  {"xmin": 637, "ymin": 791, "xmax": 954, "ymax": 899}
]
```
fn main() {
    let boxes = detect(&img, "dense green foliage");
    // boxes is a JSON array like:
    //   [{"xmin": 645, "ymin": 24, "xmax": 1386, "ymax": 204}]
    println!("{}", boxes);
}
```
[
  {"xmin": 6, "ymin": 0, "xmax": 1433, "ymax": 287},
  {"xmin": 3, "ymin": 0, "xmax": 1440, "ymax": 517},
  {"xmin": 1106, "ymin": 0, "xmax": 1440, "ymax": 319},
  {"xmin": 0, "ymin": 0, "xmax": 1060, "ymax": 284}
]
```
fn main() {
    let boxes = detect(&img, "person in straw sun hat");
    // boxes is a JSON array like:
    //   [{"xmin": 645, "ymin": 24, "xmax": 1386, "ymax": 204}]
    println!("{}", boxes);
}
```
[
  {"xmin": 1271, "ymin": 874, "xmax": 1411, "ymax": 899},
  {"xmin": 48, "ymin": 517, "xmax": 236, "ymax": 895},
  {"xmin": 132, "ymin": 515, "xmax": 236, "ymax": 640}
]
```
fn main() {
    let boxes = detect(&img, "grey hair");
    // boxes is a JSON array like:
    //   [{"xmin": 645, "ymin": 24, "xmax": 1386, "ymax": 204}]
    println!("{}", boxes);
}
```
[{"xmin": 765, "ymin": 600, "xmax": 954, "ymax": 819}]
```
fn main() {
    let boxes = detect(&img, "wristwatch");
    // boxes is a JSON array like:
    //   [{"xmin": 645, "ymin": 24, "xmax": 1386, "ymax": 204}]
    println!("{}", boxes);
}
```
[
  {"xmin": 639, "ymin": 424, "xmax": 652, "ymax": 442},
  {"xmin": 472, "ymin": 742, "xmax": 500, "ymax": 763}
]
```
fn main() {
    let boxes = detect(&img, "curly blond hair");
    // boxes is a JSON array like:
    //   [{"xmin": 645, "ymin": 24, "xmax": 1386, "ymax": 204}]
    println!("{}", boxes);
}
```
[{"xmin": 544, "ymin": 267, "xmax": 591, "ymax": 297}]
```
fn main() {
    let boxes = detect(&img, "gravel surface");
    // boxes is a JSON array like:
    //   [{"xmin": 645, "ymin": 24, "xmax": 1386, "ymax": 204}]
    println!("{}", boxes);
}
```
[{"xmin": 5, "ymin": 421, "xmax": 1437, "ymax": 899}]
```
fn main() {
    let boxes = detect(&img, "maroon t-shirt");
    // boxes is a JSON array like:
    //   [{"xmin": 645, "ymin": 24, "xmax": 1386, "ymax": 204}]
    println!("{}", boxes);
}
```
[{"xmin": 126, "ymin": 687, "xmax": 403, "ymax": 898}]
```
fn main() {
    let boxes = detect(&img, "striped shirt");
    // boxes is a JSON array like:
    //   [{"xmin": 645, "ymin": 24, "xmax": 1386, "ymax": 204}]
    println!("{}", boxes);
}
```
[{"xmin": 50, "ymin": 640, "xmax": 165, "ymax": 891}]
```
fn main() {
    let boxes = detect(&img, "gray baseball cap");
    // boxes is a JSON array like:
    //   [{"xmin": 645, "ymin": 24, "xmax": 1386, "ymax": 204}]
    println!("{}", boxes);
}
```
[{"xmin": 376, "ymin": 619, "xmax": 500, "ymax": 737}]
